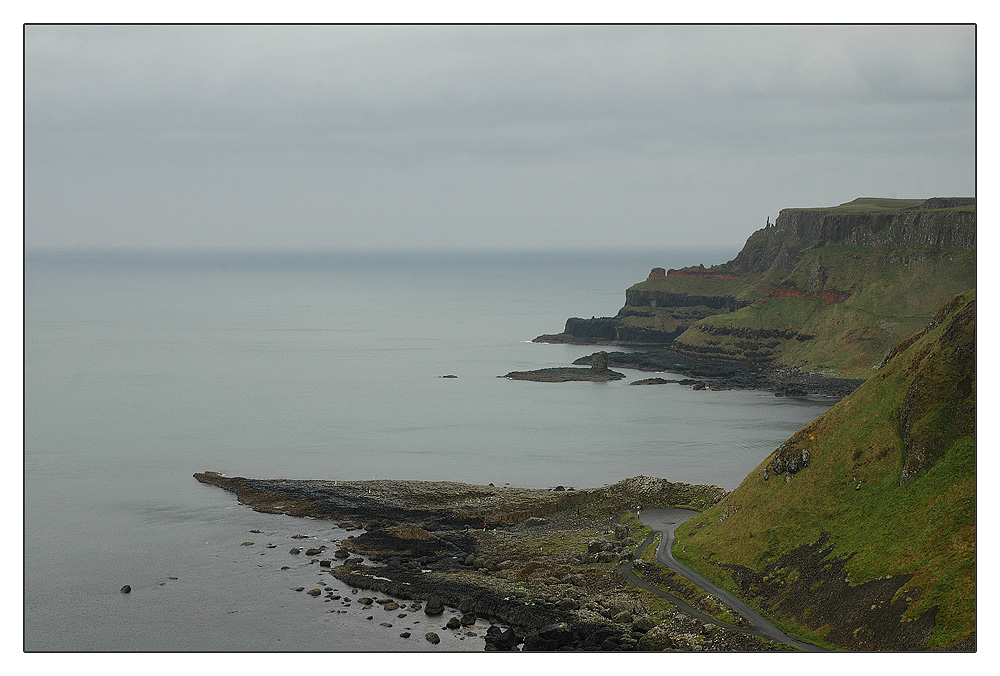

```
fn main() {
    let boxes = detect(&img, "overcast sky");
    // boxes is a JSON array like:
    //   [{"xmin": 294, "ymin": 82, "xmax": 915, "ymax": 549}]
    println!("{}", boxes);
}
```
[{"xmin": 24, "ymin": 24, "xmax": 976, "ymax": 252}]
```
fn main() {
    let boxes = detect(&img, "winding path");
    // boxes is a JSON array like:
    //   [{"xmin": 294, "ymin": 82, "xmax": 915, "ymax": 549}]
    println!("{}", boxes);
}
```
[{"xmin": 627, "ymin": 508, "xmax": 825, "ymax": 652}]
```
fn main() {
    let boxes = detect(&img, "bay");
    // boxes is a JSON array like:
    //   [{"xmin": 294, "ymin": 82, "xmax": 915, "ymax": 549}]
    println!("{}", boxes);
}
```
[{"xmin": 23, "ymin": 249, "xmax": 833, "ymax": 651}]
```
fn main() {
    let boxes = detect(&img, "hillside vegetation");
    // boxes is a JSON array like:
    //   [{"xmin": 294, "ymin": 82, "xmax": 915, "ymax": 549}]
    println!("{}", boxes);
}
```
[
  {"xmin": 543, "ymin": 197, "xmax": 975, "ymax": 379},
  {"xmin": 672, "ymin": 291, "xmax": 976, "ymax": 650}
]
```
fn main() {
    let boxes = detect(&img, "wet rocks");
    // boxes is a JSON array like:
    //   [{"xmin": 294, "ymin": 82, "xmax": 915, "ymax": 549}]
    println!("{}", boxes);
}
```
[
  {"xmin": 424, "ymin": 597, "xmax": 445, "ymax": 615},
  {"xmin": 484, "ymin": 625, "xmax": 522, "ymax": 651},
  {"xmin": 425, "ymin": 632, "xmax": 441, "ymax": 645}
]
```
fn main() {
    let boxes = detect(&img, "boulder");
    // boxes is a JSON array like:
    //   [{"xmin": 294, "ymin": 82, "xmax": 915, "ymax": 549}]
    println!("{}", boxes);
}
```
[
  {"xmin": 424, "ymin": 597, "xmax": 445, "ymax": 615},
  {"xmin": 425, "ymin": 632, "xmax": 441, "ymax": 645},
  {"xmin": 307, "ymin": 588, "xmax": 322, "ymax": 597},
  {"xmin": 334, "ymin": 549, "xmax": 350, "ymax": 559},
  {"xmin": 522, "ymin": 622, "xmax": 576, "ymax": 651},
  {"xmin": 446, "ymin": 617, "xmax": 461, "ymax": 630},
  {"xmin": 460, "ymin": 612, "xmax": 477, "ymax": 626},
  {"xmin": 632, "ymin": 615, "xmax": 657, "ymax": 633},
  {"xmin": 484, "ymin": 625, "xmax": 521, "ymax": 651}
]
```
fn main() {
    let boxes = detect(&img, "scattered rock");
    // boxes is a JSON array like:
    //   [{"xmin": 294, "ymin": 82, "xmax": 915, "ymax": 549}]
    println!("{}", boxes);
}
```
[
  {"xmin": 120, "ymin": 585, "xmax": 131, "ymax": 594},
  {"xmin": 400, "ymin": 632, "xmax": 411, "ymax": 638},
  {"xmin": 484, "ymin": 625, "xmax": 521, "ymax": 651},
  {"xmin": 446, "ymin": 617, "xmax": 461, "ymax": 629},
  {"xmin": 460, "ymin": 612, "xmax": 477, "ymax": 626},
  {"xmin": 424, "ymin": 597, "xmax": 445, "ymax": 615},
  {"xmin": 307, "ymin": 588, "xmax": 322, "ymax": 596},
  {"xmin": 240, "ymin": 541, "xmax": 254, "ymax": 546},
  {"xmin": 304, "ymin": 548, "xmax": 323, "ymax": 556},
  {"xmin": 425, "ymin": 632, "xmax": 441, "ymax": 645},
  {"xmin": 289, "ymin": 548, "xmax": 301, "ymax": 555}
]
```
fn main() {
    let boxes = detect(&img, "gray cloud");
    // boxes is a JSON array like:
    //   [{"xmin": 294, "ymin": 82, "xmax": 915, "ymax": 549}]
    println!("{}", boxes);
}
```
[{"xmin": 25, "ymin": 24, "xmax": 975, "ymax": 251}]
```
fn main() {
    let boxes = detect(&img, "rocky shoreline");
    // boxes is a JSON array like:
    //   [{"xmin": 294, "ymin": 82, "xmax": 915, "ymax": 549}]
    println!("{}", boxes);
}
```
[
  {"xmin": 194, "ymin": 472, "xmax": 790, "ymax": 651},
  {"xmin": 569, "ymin": 348, "xmax": 865, "ymax": 398}
]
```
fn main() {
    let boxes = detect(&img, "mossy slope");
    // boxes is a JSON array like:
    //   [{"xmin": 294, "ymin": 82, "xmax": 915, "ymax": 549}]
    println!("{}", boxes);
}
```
[
  {"xmin": 673, "ymin": 291, "xmax": 975, "ymax": 650},
  {"xmin": 548, "ymin": 197, "xmax": 975, "ymax": 379}
]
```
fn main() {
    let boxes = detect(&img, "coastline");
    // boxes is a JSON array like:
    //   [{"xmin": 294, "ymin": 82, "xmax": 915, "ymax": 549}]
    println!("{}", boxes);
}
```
[{"xmin": 194, "ymin": 472, "xmax": 792, "ymax": 651}]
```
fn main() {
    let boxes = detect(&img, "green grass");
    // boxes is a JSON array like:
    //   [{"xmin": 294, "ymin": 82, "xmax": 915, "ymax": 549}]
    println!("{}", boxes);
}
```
[
  {"xmin": 671, "ymin": 246, "xmax": 976, "ymax": 377},
  {"xmin": 673, "ymin": 292, "xmax": 976, "ymax": 649},
  {"xmin": 782, "ymin": 198, "xmax": 927, "ymax": 214}
]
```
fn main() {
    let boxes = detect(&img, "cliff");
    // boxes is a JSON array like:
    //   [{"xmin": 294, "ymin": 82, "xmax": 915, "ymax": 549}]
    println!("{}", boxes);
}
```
[
  {"xmin": 537, "ymin": 197, "xmax": 975, "ymax": 378},
  {"xmin": 672, "ymin": 291, "xmax": 976, "ymax": 651}
]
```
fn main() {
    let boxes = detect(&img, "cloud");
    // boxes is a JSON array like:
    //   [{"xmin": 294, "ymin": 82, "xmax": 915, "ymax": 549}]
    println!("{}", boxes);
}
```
[{"xmin": 24, "ymin": 24, "xmax": 975, "ymax": 251}]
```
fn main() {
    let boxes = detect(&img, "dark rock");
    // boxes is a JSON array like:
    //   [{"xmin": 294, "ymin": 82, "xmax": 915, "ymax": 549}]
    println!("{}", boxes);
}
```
[
  {"xmin": 120, "ymin": 585, "xmax": 131, "ymax": 594},
  {"xmin": 500, "ymin": 367, "xmax": 626, "ymax": 382},
  {"xmin": 304, "ymin": 548, "xmax": 323, "ymax": 556},
  {"xmin": 291, "ymin": 534, "xmax": 308, "ymax": 539},
  {"xmin": 240, "ymin": 541, "xmax": 254, "ymax": 546},
  {"xmin": 307, "ymin": 588, "xmax": 322, "ymax": 596},
  {"xmin": 485, "ymin": 625, "xmax": 522, "ymax": 651},
  {"xmin": 289, "ymin": 548, "xmax": 301, "ymax": 555},
  {"xmin": 446, "ymin": 617, "xmax": 461, "ymax": 630},
  {"xmin": 358, "ymin": 597, "xmax": 374, "ymax": 605},
  {"xmin": 522, "ymin": 622, "xmax": 576, "ymax": 651},
  {"xmin": 400, "ymin": 632, "xmax": 411, "ymax": 638},
  {"xmin": 334, "ymin": 549, "xmax": 350, "ymax": 559},
  {"xmin": 424, "ymin": 597, "xmax": 445, "ymax": 615},
  {"xmin": 425, "ymin": 632, "xmax": 441, "ymax": 645},
  {"xmin": 319, "ymin": 560, "xmax": 331, "ymax": 568},
  {"xmin": 440, "ymin": 375, "xmax": 458, "ymax": 378},
  {"xmin": 460, "ymin": 612, "xmax": 477, "ymax": 626},
  {"xmin": 384, "ymin": 602, "xmax": 400, "ymax": 611}
]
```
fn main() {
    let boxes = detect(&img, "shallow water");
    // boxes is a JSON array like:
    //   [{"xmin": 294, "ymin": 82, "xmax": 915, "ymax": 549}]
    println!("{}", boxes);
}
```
[{"xmin": 24, "ymin": 249, "xmax": 833, "ymax": 651}]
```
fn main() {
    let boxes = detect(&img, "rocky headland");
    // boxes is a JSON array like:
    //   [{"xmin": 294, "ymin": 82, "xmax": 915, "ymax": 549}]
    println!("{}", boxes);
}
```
[
  {"xmin": 534, "ymin": 197, "xmax": 975, "ymax": 386},
  {"xmin": 193, "ymin": 471, "xmax": 792, "ymax": 651}
]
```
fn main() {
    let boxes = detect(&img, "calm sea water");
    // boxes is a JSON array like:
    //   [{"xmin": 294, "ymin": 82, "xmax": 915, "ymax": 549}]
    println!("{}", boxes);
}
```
[{"xmin": 24, "ymin": 249, "xmax": 833, "ymax": 651}]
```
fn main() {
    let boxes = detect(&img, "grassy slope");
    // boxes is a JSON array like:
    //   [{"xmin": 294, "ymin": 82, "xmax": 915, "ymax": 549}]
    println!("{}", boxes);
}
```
[
  {"xmin": 672, "ymin": 247, "xmax": 975, "ymax": 376},
  {"xmin": 672, "ymin": 291, "xmax": 976, "ymax": 649}
]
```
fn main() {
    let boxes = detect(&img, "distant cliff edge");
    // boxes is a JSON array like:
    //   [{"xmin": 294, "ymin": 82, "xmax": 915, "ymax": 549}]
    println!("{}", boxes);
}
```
[{"xmin": 536, "ymin": 197, "xmax": 975, "ymax": 378}]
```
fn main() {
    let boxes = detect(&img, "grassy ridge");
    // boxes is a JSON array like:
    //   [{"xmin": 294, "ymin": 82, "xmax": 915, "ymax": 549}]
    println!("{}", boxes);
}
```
[
  {"xmin": 672, "ymin": 291, "xmax": 976, "ymax": 650},
  {"xmin": 672, "ymin": 246, "xmax": 975, "ymax": 376}
]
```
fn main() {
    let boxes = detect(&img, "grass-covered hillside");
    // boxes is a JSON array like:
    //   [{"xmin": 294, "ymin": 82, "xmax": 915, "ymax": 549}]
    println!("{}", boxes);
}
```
[
  {"xmin": 672, "ymin": 291, "xmax": 975, "ymax": 651},
  {"xmin": 669, "ymin": 245, "xmax": 975, "ymax": 376},
  {"xmin": 549, "ymin": 197, "xmax": 975, "ymax": 379}
]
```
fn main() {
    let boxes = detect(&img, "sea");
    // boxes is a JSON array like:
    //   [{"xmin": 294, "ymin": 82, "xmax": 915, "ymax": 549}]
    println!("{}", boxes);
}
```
[{"xmin": 23, "ymin": 249, "xmax": 836, "ymax": 653}]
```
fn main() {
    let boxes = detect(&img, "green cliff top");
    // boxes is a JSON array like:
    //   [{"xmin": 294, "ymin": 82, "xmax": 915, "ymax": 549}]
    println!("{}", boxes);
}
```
[{"xmin": 782, "ymin": 197, "xmax": 975, "ymax": 215}]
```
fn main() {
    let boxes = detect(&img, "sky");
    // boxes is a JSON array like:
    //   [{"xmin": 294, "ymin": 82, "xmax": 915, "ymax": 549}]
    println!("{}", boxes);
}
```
[{"xmin": 24, "ymin": 24, "xmax": 976, "ymax": 252}]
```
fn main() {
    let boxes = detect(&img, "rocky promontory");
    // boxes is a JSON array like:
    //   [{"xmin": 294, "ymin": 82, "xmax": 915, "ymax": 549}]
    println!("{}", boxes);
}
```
[
  {"xmin": 193, "ymin": 472, "xmax": 790, "ymax": 651},
  {"xmin": 535, "ymin": 197, "xmax": 975, "ymax": 381}
]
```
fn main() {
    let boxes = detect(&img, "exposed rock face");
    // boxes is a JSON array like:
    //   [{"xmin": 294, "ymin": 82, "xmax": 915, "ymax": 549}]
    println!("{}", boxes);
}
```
[{"xmin": 897, "ymin": 296, "xmax": 975, "ymax": 485}]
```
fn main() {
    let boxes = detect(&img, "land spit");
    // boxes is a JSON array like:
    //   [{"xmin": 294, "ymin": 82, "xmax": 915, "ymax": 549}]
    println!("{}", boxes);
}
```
[{"xmin": 194, "ymin": 472, "xmax": 791, "ymax": 651}]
